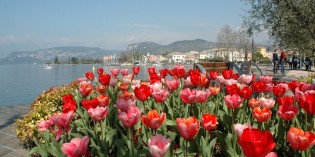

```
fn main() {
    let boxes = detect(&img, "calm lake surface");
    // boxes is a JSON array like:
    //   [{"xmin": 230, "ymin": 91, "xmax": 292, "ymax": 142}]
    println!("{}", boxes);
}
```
[{"xmin": 0, "ymin": 64, "xmax": 193, "ymax": 107}]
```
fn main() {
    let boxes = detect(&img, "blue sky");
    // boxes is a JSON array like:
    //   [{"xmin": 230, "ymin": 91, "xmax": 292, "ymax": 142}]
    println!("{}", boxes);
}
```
[{"xmin": 0, "ymin": 0, "xmax": 268, "ymax": 57}]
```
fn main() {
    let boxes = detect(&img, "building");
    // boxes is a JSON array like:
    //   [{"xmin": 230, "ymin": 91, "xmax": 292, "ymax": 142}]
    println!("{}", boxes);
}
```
[{"xmin": 166, "ymin": 52, "xmax": 187, "ymax": 63}]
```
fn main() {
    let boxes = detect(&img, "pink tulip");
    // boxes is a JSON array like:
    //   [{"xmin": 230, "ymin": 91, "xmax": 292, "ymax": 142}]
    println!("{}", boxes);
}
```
[
  {"xmin": 118, "ymin": 106, "xmax": 141, "ymax": 127},
  {"xmin": 115, "ymin": 98, "xmax": 137, "ymax": 111},
  {"xmin": 120, "ymin": 68, "xmax": 129, "ymax": 76},
  {"xmin": 180, "ymin": 88, "xmax": 196, "ymax": 104},
  {"xmin": 88, "ymin": 106, "xmax": 109, "ymax": 122},
  {"xmin": 196, "ymin": 89, "xmax": 211, "ymax": 103},
  {"xmin": 165, "ymin": 79, "xmax": 180, "ymax": 91},
  {"xmin": 184, "ymin": 77, "xmax": 194, "ymax": 87},
  {"xmin": 259, "ymin": 75, "xmax": 273, "ymax": 84},
  {"xmin": 238, "ymin": 74, "xmax": 253, "ymax": 85},
  {"xmin": 224, "ymin": 94, "xmax": 243, "ymax": 109},
  {"xmin": 109, "ymin": 78, "xmax": 118, "ymax": 87},
  {"xmin": 264, "ymin": 83, "xmax": 274, "ymax": 92},
  {"xmin": 122, "ymin": 74, "xmax": 134, "ymax": 84},
  {"xmin": 150, "ymin": 82, "xmax": 163, "ymax": 93},
  {"xmin": 49, "ymin": 111, "xmax": 74, "ymax": 140},
  {"xmin": 148, "ymin": 134, "xmax": 171, "ymax": 157},
  {"xmin": 37, "ymin": 119, "xmax": 53, "ymax": 132},
  {"xmin": 152, "ymin": 89, "xmax": 170, "ymax": 102},
  {"xmin": 265, "ymin": 152, "xmax": 278, "ymax": 157},
  {"xmin": 217, "ymin": 75, "xmax": 226, "ymax": 84},
  {"xmin": 276, "ymin": 83, "xmax": 289, "ymax": 92},
  {"xmin": 233, "ymin": 123, "xmax": 252, "ymax": 137},
  {"xmin": 61, "ymin": 136, "xmax": 89, "ymax": 157},
  {"xmin": 49, "ymin": 111, "xmax": 74, "ymax": 128},
  {"xmin": 259, "ymin": 97, "xmax": 275, "ymax": 108},
  {"xmin": 110, "ymin": 68, "xmax": 120, "ymax": 78},
  {"xmin": 131, "ymin": 80, "xmax": 141, "ymax": 90}
]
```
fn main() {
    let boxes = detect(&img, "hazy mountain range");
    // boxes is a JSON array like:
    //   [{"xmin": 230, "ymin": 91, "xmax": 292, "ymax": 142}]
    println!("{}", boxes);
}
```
[{"xmin": 0, "ymin": 39, "xmax": 217, "ymax": 64}]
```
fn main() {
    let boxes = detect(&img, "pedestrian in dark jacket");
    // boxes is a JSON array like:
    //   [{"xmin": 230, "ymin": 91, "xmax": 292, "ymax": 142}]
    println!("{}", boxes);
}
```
[{"xmin": 272, "ymin": 50, "xmax": 279, "ymax": 74}]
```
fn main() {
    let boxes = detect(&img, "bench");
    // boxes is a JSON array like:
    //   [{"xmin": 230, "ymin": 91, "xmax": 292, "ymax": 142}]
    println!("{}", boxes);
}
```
[
  {"xmin": 194, "ymin": 62, "xmax": 231, "ymax": 74},
  {"xmin": 194, "ymin": 61, "xmax": 263, "ymax": 77}
]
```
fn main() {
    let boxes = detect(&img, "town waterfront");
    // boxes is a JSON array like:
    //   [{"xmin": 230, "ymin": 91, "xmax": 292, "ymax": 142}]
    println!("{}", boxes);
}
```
[{"xmin": 0, "ymin": 64, "xmax": 193, "ymax": 107}]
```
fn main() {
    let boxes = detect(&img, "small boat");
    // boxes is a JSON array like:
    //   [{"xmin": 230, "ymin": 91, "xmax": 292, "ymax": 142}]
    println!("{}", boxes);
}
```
[
  {"xmin": 133, "ymin": 61, "xmax": 141, "ymax": 66},
  {"xmin": 42, "ymin": 65, "xmax": 53, "ymax": 69}
]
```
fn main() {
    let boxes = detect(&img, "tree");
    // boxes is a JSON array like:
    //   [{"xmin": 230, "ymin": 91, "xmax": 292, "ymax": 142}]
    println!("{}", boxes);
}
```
[
  {"xmin": 242, "ymin": 0, "xmax": 315, "ymax": 56},
  {"xmin": 54, "ymin": 55, "xmax": 59, "ymax": 64},
  {"xmin": 71, "ymin": 57, "xmax": 79, "ymax": 64}
]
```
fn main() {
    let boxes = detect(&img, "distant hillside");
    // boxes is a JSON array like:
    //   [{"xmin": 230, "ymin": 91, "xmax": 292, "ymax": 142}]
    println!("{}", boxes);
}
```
[
  {"xmin": 127, "ymin": 39, "xmax": 215, "ymax": 54},
  {"xmin": 0, "ymin": 47, "xmax": 119, "ymax": 64}
]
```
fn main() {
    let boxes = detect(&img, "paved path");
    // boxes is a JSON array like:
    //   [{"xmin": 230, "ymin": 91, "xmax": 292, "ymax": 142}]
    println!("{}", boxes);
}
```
[
  {"xmin": 0, "ymin": 69, "xmax": 313, "ymax": 156},
  {"xmin": 0, "ymin": 104, "xmax": 29, "ymax": 157}
]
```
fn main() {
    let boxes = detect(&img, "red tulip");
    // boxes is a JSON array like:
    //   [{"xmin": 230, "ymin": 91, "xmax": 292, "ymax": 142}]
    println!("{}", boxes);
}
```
[
  {"xmin": 225, "ymin": 84, "xmax": 240, "ymax": 95},
  {"xmin": 61, "ymin": 136, "xmax": 89, "ymax": 157},
  {"xmin": 110, "ymin": 68, "xmax": 120, "ymax": 78},
  {"xmin": 85, "ymin": 71, "xmax": 94, "ymax": 81},
  {"xmin": 134, "ymin": 85, "xmax": 152, "ymax": 101},
  {"xmin": 141, "ymin": 110, "xmax": 166, "ymax": 130},
  {"xmin": 148, "ymin": 67, "xmax": 156, "ymax": 74},
  {"xmin": 239, "ymin": 86, "xmax": 252, "ymax": 99},
  {"xmin": 248, "ymin": 98, "xmax": 260, "ymax": 109},
  {"xmin": 96, "ymin": 85, "xmax": 106, "ymax": 93},
  {"xmin": 132, "ymin": 66, "xmax": 140, "ymax": 75},
  {"xmin": 252, "ymin": 81, "xmax": 266, "ymax": 93},
  {"xmin": 222, "ymin": 69, "xmax": 233, "ymax": 79},
  {"xmin": 176, "ymin": 116, "xmax": 200, "ymax": 139},
  {"xmin": 300, "ymin": 93, "xmax": 315, "ymax": 114},
  {"xmin": 180, "ymin": 88, "xmax": 196, "ymax": 104},
  {"xmin": 149, "ymin": 73, "xmax": 161, "ymax": 84},
  {"xmin": 277, "ymin": 96, "xmax": 298, "ymax": 121},
  {"xmin": 97, "ymin": 68, "xmax": 104, "ymax": 75},
  {"xmin": 176, "ymin": 68, "xmax": 186, "ymax": 78},
  {"xmin": 119, "ymin": 83, "xmax": 130, "ymax": 91},
  {"xmin": 232, "ymin": 73, "xmax": 239, "ymax": 80},
  {"xmin": 189, "ymin": 70, "xmax": 201, "ymax": 86},
  {"xmin": 288, "ymin": 80, "xmax": 299, "ymax": 93},
  {"xmin": 287, "ymin": 127, "xmax": 315, "ymax": 150},
  {"xmin": 88, "ymin": 106, "xmax": 109, "ymax": 122},
  {"xmin": 272, "ymin": 86, "xmax": 286, "ymax": 98},
  {"xmin": 159, "ymin": 69, "xmax": 169, "ymax": 78},
  {"xmin": 79, "ymin": 81, "xmax": 93, "ymax": 97},
  {"xmin": 148, "ymin": 134, "xmax": 171, "ymax": 157},
  {"xmin": 81, "ymin": 98, "xmax": 99, "ymax": 110},
  {"xmin": 118, "ymin": 106, "xmax": 141, "ymax": 127},
  {"xmin": 252, "ymin": 107, "xmax": 272, "ymax": 122},
  {"xmin": 97, "ymin": 94, "xmax": 110, "ymax": 107},
  {"xmin": 224, "ymin": 94, "xmax": 243, "ymax": 109},
  {"xmin": 207, "ymin": 71, "xmax": 218, "ymax": 80},
  {"xmin": 201, "ymin": 113, "xmax": 218, "ymax": 131},
  {"xmin": 238, "ymin": 128, "xmax": 276, "ymax": 157},
  {"xmin": 99, "ymin": 74, "xmax": 111, "ymax": 86},
  {"xmin": 62, "ymin": 94, "xmax": 77, "ymax": 113}
]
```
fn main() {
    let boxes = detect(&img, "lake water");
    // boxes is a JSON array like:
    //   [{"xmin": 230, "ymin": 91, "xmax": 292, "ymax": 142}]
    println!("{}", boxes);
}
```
[{"xmin": 0, "ymin": 64, "xmax": 193, "ymax": 107}]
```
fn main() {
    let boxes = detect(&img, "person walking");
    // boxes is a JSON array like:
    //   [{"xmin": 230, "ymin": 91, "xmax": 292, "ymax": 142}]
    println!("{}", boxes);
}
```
[
  {"xmin": 288, "ymin": 56, "xmax": 293, "ymax": 69},
  {"xmin": 304, "ymin": 57, "xmax": 311, "ymax": 71},
  {"xmin": 272, "ymin": 50, "xmax": 279, "ymax": 74},
  {"xmin": 280, "ymin": 49, "xmax": 286, "ymax": 75}
]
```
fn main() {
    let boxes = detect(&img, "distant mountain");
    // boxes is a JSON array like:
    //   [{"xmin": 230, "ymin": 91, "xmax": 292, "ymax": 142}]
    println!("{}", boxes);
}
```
[
  {"xmin": 0, "ymin": 47, "xmax": 119, "ymax": 64},
  {"xmin": 127, "ymin": 39, "xmax": 215, "ymax": 54}
]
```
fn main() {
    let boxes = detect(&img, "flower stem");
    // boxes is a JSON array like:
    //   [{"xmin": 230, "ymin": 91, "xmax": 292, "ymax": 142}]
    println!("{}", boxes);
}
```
[
  {"xmin": 128, "ymin": 127, "xmax": 135, "ymax": 157},
  {"xmin": 185, "ymin": 140, "xmax": 188, "ymax": 157}
]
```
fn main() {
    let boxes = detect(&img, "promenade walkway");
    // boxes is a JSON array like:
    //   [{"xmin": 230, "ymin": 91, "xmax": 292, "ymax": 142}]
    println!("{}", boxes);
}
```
[{"xmin": 0, "ymin": 69, "xmax": 313, "ymax": 156}]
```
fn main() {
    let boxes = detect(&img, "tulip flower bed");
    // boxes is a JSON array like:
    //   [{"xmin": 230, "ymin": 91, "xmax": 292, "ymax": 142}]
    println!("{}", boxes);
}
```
[{"xmin": 24, "ymin": 65, "xmax": 315, "ymax": 157}]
